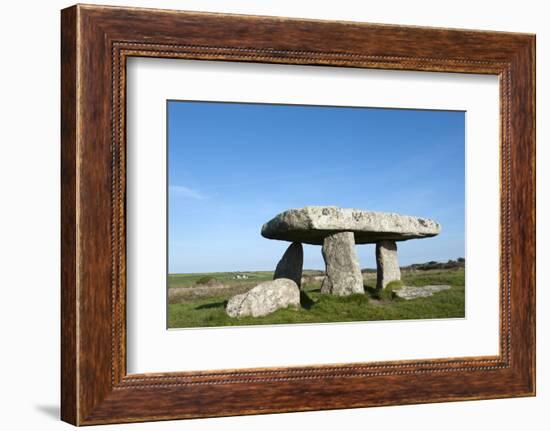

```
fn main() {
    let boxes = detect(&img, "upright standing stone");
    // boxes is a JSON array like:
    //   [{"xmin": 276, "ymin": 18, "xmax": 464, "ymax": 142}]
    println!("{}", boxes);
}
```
[
  {"xmin": 273, "ymin": 242, "xmax": 303, "ymax": 288},
  {"xmin": 376, "ymin": 240, "xmax": 401, "ymax": 289},
  {"xmin": 321, "ymin": 231, "xmax": 364, "ymax": 296}
]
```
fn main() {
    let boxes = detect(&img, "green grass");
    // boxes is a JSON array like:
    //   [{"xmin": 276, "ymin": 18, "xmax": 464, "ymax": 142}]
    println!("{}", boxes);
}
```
[{"xmin": 167, "ymin": 268, "xmax": 465, "ymax": 328}]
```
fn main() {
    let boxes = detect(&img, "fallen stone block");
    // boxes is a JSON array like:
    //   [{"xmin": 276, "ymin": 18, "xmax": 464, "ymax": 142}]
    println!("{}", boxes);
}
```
[
  {"xmin": 393, "ymin": 285, "xmax": 452, "ymax": 300},
  {"xmin": 226, "ymin": 278, "xmax": 300, "ymax": 318}
]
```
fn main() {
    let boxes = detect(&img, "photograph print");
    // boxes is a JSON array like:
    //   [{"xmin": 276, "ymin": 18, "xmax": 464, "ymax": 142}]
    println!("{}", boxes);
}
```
[{"xmin": 167, "ymin": 101, "xmax": 465, "ymax": 329}]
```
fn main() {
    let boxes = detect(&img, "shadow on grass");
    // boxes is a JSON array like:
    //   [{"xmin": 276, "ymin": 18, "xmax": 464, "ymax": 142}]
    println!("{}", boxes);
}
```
[
  {"xmin": 300, "ymin": 290, "xmax": 316, "ymax": 310},
  {"xmin": 195, "ymin": 301, "xmax": 227, "ymax": 310},
  {"xmin": 363, "ymin": 283, "xmax": 376, "ymax": 296}
]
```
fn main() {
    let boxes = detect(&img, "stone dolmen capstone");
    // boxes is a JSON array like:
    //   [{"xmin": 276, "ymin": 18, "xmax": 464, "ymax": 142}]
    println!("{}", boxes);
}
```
[
  {"xmin": 273, "ymin": 242, "xmax": 303, "ymax": 287},
  {"xmin": 262, "ymin": 206, "xmax": 440, "ymax": 293},
  {"xmin": 226, "ymin": 278, "xmax": 300, "ymax": 318}
]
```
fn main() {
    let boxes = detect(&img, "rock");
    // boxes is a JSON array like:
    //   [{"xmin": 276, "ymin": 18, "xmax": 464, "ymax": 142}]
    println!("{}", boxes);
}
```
[
  {"xmin": 226, "ymin": 278, "xmax": 300, "ymax": 318},
  {"xmin": 393, "ymin": 285, "xmax": 452, "ymax": 300},
  {"xmin": 273, "ymin": 242, "xmax": 303, "ymax": 287},
  {"xmin": 320, "ymin": 232, "xmax": 364, "ymax": 296},
  {"xmin": 261, "ymin": 206, "xmax": 440, "ymax": 245},
  {"xmin": 376, "ymin": 240, "xmax": 401, "ymax": 289}
]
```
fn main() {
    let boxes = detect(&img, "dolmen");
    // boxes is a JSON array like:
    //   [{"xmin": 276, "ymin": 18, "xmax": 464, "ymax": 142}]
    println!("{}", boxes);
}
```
[{"xmin": 262, "ymin": 206, "xmax": 441, "ymax": 295}]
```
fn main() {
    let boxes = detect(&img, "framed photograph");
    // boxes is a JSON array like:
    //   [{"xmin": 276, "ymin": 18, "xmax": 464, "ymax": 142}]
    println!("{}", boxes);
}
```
[{"xmin": 61, "ymin": 4, "xmax": 535, "ymax": 425}]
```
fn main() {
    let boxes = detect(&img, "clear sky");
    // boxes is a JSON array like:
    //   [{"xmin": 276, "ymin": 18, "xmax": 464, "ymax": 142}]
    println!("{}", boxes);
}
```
[{"xmin": 168, "ymin": 100, "xmax": 465, "ymax": 274}]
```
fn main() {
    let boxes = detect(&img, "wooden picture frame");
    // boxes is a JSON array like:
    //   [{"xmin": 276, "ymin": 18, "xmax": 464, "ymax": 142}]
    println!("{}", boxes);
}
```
[{"xmin": 61, "ymin": 4, "xmax": 535, "ymax": 425}]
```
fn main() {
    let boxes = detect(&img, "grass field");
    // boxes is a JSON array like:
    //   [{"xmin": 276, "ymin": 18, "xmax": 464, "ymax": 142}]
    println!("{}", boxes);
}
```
[{"xmin": 167, "ymin": 268, "xmax": 465, "ymax": 329}]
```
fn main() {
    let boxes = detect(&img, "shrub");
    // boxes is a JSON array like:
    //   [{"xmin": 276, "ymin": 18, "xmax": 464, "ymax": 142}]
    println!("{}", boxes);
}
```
[
  {"xmin": 385, "ymin": 280, "xmax": 404, "ymax": 290},
  {"xmin": 373, "ymin": 280, "xmax": 403, "ymax": 301},
  {"xmin": 196, "ymin": 276, "xmax": 217, "ymax": 285},
  {"xmin": 407, "ymin": 258, "xmax": 465, "ymax": 271}
]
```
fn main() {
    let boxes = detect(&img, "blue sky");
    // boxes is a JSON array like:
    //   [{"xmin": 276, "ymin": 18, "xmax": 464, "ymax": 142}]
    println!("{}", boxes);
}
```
[{"xmin": 168, "ymin": 101, "xmax": 465, "ymax": 274}]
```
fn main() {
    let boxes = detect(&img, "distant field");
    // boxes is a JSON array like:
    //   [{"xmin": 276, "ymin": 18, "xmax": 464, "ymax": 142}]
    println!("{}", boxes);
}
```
[
  {"xmin": 167, "ymin": 268, "xmax": 465, "ymax": 329},
  {"xmin": 168, "ymin": 271, "xmax": 274, "ymax": 289}
]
